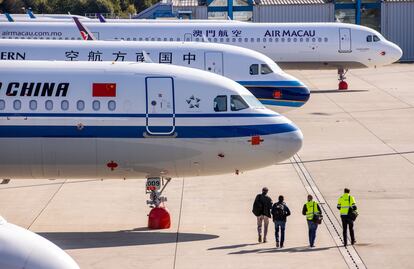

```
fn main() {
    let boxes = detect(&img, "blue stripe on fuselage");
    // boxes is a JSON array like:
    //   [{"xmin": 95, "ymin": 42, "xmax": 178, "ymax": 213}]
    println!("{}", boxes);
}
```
[
  {"xmin": 0, "ymin": 112, "xmax": 280, "ymax": 118},
  {"xmin": 237, "ymin": 81, "xmax": 310, "ymax": 105},
  {"xmin": 0, "ymin": 124, "xmax": 297, "ymax": 138}
]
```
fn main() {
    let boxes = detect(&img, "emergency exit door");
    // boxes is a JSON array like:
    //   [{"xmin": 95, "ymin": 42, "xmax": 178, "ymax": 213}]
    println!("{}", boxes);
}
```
[
  {"xmin": 204, "ymin": 52, "xmax": 223, "ymax": 75},
  {"xmin": 145, "ymin": 77, "xmax": 175, "ymax": 136},
  {"xmin": 339, "ymin": 28, "xmax": 352, "ymax": 53}
]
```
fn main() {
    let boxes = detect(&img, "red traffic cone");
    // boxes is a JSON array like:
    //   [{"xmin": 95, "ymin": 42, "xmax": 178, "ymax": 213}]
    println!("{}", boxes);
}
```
[{"xmin": 148, "ymin": 207, "xmax": 171, "ymax": 229}]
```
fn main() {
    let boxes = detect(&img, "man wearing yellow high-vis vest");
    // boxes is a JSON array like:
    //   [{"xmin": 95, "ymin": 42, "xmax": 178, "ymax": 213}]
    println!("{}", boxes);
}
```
[
  {"xmin": 302, "ymin": 194, "xmax": 322, "ymax": 247},
  {"xmin": 337, "ymin": 188, "xmax": 357, "ymax": 246}
]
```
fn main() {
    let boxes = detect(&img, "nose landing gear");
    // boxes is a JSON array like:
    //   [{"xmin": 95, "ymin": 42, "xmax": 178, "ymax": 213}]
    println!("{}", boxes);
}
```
[
  {"xmin": 146, "ymin": 177, "xmax": 171, "ymax": 229},
  {"xmin": 338, "ymin": 68, "xmax": 349, "ymax": 90}
]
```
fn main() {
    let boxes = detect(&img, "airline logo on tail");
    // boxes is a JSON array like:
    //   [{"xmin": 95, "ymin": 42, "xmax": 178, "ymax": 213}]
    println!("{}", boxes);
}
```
[{"xmin": 72, "ymin": 17, "xmax": 96, "ymax": 41}]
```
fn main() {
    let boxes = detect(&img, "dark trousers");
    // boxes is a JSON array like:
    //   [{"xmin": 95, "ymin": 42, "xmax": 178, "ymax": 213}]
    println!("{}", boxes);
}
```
[
  {"xmin": 274, "ymin": 221, "xmax": 286, "ymax": 245},
  {"xmin": 341, "ymin": 215, "xmax": 355, "ymax": 245},
  {"xmin": 307, "ymin": 220, "xmax": 318, "ymax": 247}
]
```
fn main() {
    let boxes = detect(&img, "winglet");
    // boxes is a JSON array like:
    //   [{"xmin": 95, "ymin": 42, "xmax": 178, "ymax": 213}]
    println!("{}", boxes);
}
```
[
  {"xmin": 73, "ymin": 17, "xmax": 96, "ymax": 41},
  {"xmin": 5, "ymin": 13, "xmax": 14, "ymax": 22},
  {"xmin": 97, "ymin": 13, "xmax": 106, "ymax": 23},
  {"xmin": 27, "ymin": 9, "xmax": 36, "ymax": 19},
  {"xmin": 142, "ymin": 51, "xmax": 153, "ymax": 63}
]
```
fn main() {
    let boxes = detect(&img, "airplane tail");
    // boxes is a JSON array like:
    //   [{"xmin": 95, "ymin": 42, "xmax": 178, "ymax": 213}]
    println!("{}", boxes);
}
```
[
  {"xmin": 97, "ymin": 13, "xmax": 106, "ymax": 23},
  {"xmin": 5, "ymin": 13, "xmax": 14, "ymax": 22},
  {"xmin": 27, "ymin": 9, "xmax": 36, "ymax": 19},
  {"xmin": 72, "ymin": 17, "xmax": 96, "ymax": 41}
]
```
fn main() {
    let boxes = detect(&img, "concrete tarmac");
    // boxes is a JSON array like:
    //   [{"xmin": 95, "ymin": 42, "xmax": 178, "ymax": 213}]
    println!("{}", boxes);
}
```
[{"xmin": 1, "ymin": 63, "xmax": 413, "ymax": 269}]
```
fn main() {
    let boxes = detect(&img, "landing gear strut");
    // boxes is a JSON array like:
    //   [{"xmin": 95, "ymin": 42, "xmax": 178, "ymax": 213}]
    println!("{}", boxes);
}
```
[
  {"xmin": 338, "ymin": 68, "xmax": 349, "ymax": 90},
  {"xmin": 146, "ymin": 177, "xmax": 171, "ymax": 229}
]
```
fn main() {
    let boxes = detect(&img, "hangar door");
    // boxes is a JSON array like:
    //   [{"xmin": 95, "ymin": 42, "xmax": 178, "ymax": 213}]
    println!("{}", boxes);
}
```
[
  {"xmin": 204, "ymin": 52, "xmax": 223, "ymax": 75},
  {"xmin": 145, "ymin": 77, "xmax": 175, "ymax": 135},
  {"xmin": 339, "ymin": 28, "xmax": 352, "ymax": 53}
]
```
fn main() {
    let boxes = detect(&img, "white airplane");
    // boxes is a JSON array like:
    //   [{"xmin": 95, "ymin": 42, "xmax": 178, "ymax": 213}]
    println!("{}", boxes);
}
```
[
  {"xmin": 0, "ymin": 39, "xmax": 309, "ymax": 111},
  {"xmin": 0, "ymin": 21, "xmax": 403, "ymax": 89},
  {"xmin": 0, "ymin": 216, "xmax": 79, "ymax": 269},
  {"xmin": 0, "ymin": 61, "xmax": 302, "ymax": 204}
]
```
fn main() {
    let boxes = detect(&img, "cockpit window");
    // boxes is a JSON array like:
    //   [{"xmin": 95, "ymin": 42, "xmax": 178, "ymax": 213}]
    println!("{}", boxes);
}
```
[
  {"xmin": 261, "ymin": 64, "xmax": 273, "ymax": 75},
  {"xmin": 230, "ymin": 95, "xmax": 249, "ymax": 111},
  {"xmin": 249, "ymin": 64, "xmax": 259, "ymax": 75},
  {"xmin": 373, "ymin": 35, "xmax": 380, "ymax": 42},
  {"xmin": 366, "ymin": 35, "xmax": 372, "ymax": 42},
  {"xmin": 214, "ymin": 95, "xmax": 227, "ymax": 112}
]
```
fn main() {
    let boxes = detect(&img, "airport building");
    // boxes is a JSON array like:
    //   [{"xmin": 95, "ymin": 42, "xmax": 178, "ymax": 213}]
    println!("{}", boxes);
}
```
[{"xmin": 136, "ymin": 0, "xmax": 414, "ymax": 61}]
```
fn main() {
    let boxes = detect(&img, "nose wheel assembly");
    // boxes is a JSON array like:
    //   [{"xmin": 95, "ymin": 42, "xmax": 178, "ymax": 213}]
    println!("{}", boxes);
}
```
[
  {"xmin": 146, "ymin": 177, "xmax": 171, "ymax": 229},
  {"xmin": 338, "ymin": 68, "xmax": 349, "ymax": 90}
]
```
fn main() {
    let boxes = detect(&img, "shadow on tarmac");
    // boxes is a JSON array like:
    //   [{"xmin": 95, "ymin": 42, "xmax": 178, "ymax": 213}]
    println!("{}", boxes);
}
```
[
  {"xmin": 310, "ymin": 89, "xmax": 369, "ymax": 94},
  {"xmin": 208, "ymin": 243, "xmax": 260, "ymax": 250},
  {"xmin": 39, "ymin": 228, "xmax": 219, "ymax": 250},
  {"xmin": 227, "ymin": 245, "xmax": 337, "ymax": 255}
]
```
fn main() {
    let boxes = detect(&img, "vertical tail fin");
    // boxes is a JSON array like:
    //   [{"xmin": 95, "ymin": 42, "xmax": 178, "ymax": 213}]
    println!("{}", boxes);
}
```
[
  {"xmin": 5, "ymin": 13, "xmax": 14, "ymax": 22},
  {"xmin": 73, "ymin": 17, "xmax": 96, "ymax": 41},
  {"xmin": 27, "ymin": 9, "xmax": 36, "ymax": 19},
  {"xmin": 97, "ymin": 13, "xmax": 106, "ymax": 23}
]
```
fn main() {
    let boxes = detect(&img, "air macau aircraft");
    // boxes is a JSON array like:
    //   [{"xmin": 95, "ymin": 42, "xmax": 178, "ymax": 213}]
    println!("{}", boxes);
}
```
[{"xmin": 0, "ymin": 21, "xmax": 403, "ymax": 89}]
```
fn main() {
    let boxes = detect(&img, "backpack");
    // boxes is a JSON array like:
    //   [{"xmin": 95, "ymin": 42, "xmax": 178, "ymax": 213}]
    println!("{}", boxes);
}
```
[{"xmin": 273, "ymin": 203, "xmax": 285, "ymax": 219}]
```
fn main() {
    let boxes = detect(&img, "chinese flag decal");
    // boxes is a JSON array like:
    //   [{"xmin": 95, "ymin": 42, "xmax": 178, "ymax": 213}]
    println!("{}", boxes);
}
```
[
  {"xmin": 249, "ymin": 135, "xmax": 264, "ymax": 145},
  {"xmin": 93, "ymin": 83, "xmax": 116, "ymax": 97}
]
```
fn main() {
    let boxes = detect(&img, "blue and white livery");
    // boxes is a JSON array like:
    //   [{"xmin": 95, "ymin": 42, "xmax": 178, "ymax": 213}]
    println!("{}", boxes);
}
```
[
  {"xmin": 0, "ymin": 39, "xmax": 310, "ymax": 111},
  {"xmin": 0, "ymin": 61, "xmax": 302, "ymax": 180}
]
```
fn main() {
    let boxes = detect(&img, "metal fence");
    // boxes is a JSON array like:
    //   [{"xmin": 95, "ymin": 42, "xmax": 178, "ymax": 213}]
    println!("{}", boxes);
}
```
[{"xmin": 253, "ymin": 4, "xmax": 334, "ymax": 22}]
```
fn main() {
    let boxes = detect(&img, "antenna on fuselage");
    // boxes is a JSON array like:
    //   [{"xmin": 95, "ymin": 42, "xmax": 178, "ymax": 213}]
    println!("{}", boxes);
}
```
[
  {"xmin": 97, "ymin": 13, "xmax": 106, "ymax": 23},
  {"xmin": 27, "ymin": 8, "xmax": 36, "ymax": 19}
]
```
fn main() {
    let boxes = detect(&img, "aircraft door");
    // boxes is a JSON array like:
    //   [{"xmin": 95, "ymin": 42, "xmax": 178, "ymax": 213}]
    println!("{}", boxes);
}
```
[
  {"xmin": 145, "ymin": 77, "xmax": 175, "ymax": 136},
  {"xmin": 204, "ymin": 52, "xmax": 224, "ymax": 75},
  {"xmin": 339, "ymin": 28, "xmax": 352, "ymax": 53},
  {"xmin": 184, "ymin": 33, "xmax": 192, "ymax": 42}
]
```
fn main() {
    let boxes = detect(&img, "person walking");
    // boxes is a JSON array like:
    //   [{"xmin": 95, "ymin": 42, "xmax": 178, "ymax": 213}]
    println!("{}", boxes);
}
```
[
  {"xmin": 337, "ymin": 188, "xmax": 357, "ymax": 246},
  {"xmin": 252, "ymin": 187, "xmax": 273, "ymax": 243},
  {"xmin": 271, "ymin": 195, "xmax": 291, "ymax": 248},
  {"xmin": 302, "ymin": 194, "xmax": 322, "ymax": 247}
]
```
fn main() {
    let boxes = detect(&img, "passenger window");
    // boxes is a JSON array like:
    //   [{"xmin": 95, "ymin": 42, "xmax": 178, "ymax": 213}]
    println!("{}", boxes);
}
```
[
  {"xmin": 250, "ymin": 37, "xmax": 254, "ymax": 43},
  {"xmin": 230, "ymin": 95, "xmax": 249, "ymax": 111},
  {"xmin": 0, "ymin": 99, "xmax": 5, "ymax": 110},
  {"xmin": 366, "ymin": 35, "xmax": 372, "ymax": 42},
  {"xmin": 108, "ymin": 100, "xmax": 116, "ymax": 111},
  {"xmin": 256, "ymin": 38, "xmax": 260, "ymax": 42},
  {"xmin": 244, "ymin": 38, "xmax": 248, "ymax": 42},
  {"xmin": 92, "ymin": 100, "xmax": 100, "ymax": 111},
  {"xmin": 29, "ymin": 100, "xmax": 37, "ymax": 110},
  {"xmin": 13, "ymin": 100, "xmax": 21, "ymax": 110},
  {"xmin": 77, "ymin": 100, "xmax": 85, "ymax": 111},
  {"xmin": 249, "ymin": 64, "xmax": 259, "ymax": 75},
  {"xmin": 61, "ymin": 100, "xmax": 69, "ymax": 111},
  {"xmin": 214, "ymin": 95, "xmax": 227, "ymax": 112},
  {"xmin": 45, "ymin": 100, "xmax": 53, "ymax": 110},
  {"xmin": 373, "ymin": 35, "xmax": 380, "ymax": 42},
  {"xmin": 261, "ymin": 64, "xmax": 273, "ymax": 75}
]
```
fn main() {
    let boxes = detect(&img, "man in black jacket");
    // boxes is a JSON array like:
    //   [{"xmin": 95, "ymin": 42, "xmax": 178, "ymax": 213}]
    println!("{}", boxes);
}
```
[
  {"xmin": 252, "ymin": 187, "xmax": 273, "ymax": 243},
  {"xmin": 271, "ymin": 195, "xmax": 291, "ymax": 248}
]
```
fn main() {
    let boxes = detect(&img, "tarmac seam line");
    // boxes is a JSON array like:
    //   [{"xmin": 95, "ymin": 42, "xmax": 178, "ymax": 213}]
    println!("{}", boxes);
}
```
[
  {"xmin": 27, "ymin": 179, "xmax": 67, "ymax": 230},
  {"xmin": 173, "ymin": 178, "xmax": 185, "ymax": 269},
  {"xmin": 291, "ymin": 154, "xmax": 367, "ymax": 269},
  {"xmin": 323, "ymin": 91, "xmax": 414, "ymax": 167}
]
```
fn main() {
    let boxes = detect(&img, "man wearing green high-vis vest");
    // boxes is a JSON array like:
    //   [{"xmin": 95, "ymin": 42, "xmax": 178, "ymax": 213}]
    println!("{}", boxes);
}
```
[{"xmin": 337, "ymin": 188, "xmax": 357, "ymax": 246}]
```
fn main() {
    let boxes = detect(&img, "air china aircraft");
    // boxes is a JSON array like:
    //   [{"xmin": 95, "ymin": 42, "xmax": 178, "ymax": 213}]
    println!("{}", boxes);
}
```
[
  {"xmin": 0, "ymin": 216, "xmax": 79, "ymax": 269},
  {"xmin": 0, "ymin": 39, "xmax": 309, "ymax": 110},
  {"xmin": 0, "ymin": 61, "xmax": 302, "ymax": 181},
  {"xmin": 0, "ymin": 21, "xmax": 402, "ymax": 88}
]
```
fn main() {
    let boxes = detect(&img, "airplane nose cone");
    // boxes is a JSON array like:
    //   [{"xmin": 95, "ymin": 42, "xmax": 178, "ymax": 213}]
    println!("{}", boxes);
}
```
[
  {"xmin": 273, "ymin": 118, "xmax": 303, "ymax": 162},
  {"xmin": 0, "ymin": 219, "xmax": 80, "ymax": 269},
  {"xmin": 387, "ymin": 42, "xmax": 403, "ymax": 63}
]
